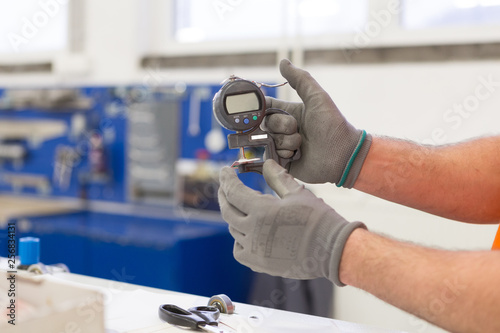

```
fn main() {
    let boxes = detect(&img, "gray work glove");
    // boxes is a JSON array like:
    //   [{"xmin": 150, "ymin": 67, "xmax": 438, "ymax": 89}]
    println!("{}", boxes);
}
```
[
  {"xmin": 218, "ymin": 159, "xmax": 366, "ymax": 286},
  {"xmin": 265, "ymin": 59, "xmax": 372, "ymax": 188}
]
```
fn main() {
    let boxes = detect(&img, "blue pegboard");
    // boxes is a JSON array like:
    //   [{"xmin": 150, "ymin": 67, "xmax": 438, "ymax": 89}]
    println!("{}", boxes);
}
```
[
  {"xmin": 0, "ymin": 84, "xmax": 277, "ymax": 201},
  {"xmin": 0, "ymin": 87, "xmax": 127, "ymax": 201},
  {"xmin": 0, "ymin": 83, "xmax": 285, "ymax": 303}
]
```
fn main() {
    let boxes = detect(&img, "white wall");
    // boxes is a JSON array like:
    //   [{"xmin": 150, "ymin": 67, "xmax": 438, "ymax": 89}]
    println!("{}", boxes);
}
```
[
  {"xmin": 290, "ymin": 61, "xmax": 500, "ymax": 333},
  {"xmin": 1, "ymin": 1, "xmax": 499, "ymax": 332}
]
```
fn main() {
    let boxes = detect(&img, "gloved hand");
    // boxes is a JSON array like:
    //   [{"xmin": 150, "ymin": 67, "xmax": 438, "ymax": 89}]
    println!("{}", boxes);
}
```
[
  {"xmin": 218, "ymin": 159, "xmax": 366, "ymax": 286},
  {"xmin": 265, "ymin": 59, "xmax": 372, "ymax": 188}
]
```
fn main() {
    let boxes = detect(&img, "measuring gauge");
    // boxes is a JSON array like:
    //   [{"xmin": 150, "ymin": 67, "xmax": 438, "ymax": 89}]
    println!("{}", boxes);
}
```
[
  {"xmin": 213, "ymin": 77, "xmax": 266, "ymax": 132},
  {"xmin": 212, "ymin": 76, "xmax": 300, "ymax": 174}
]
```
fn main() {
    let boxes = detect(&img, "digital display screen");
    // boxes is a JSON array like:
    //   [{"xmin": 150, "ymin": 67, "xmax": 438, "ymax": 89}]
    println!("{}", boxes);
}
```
[{"xmin": 225, "ymin": 92, "xmax": 260, "ymax": 114}]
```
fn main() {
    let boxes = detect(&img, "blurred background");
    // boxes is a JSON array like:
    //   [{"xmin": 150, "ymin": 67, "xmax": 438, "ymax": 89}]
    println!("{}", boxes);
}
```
[{"xmin": 0, "ymin": 1, "xmax": 499, "ymax": 332}]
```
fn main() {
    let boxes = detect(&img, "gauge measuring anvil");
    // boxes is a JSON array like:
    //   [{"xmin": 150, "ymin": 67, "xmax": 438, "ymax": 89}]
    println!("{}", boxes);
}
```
[{"xmin": 213, "ymin": 76, "xmax": 300, "ymax": 174}]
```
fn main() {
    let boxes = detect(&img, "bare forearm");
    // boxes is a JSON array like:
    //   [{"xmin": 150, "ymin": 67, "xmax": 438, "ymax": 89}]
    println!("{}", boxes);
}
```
[
  {"xmin": 339, "ymin": 228, "xmax": 500, "ymax": 333},
  {"xmin": 354, "ymin": 136, "xmax": 500, "ymax": 223}
]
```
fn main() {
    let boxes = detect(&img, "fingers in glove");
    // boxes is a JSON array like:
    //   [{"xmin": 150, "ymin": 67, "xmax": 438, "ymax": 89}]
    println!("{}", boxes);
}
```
[
  {"xmin": 279, "ymin": 59, "xmax": 333, "ymax": 109},
  {"xmin": 268, "ymin": 132, "xmax": 301, "ymax": 152},
  {"xmin": 263, "ymin": 159, "xmax": 303, "ymax": 198},
  {"xmin": 265, "ymin": 96, "xmax": 303, "ymax": 120},
  {"xmin": 264, "ymin": 113, "xmax": 298, "ymax": 134},
  {"xmin": 233, "ymin": 241, "xmax": 246, "ymax": 262},
  {"xmin": 218, "ymin": 187, "xmax": 246, "ymax": 220},
  {"xmin": 228, "ymin": 225, "xmax": 245, "ymax": 241},
  {"xmin": 219, "ymin": 166, "xmax": 264, "ymax": 214},
  {"xmin": 218, "ymin": 187, "xmax": 257, "ymax": 235},
  {"xmin": 230, "ymin": 230, "xmax": 249, "ymax": 264},
  {"xmin": 277, "ymin": 149, "xmax": 294, "ymax": 159}
]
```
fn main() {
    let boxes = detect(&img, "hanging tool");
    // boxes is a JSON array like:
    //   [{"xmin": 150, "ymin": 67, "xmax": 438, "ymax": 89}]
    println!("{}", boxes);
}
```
[
  {"xmin": 53, "ymin": 146, "xmax": 79, "ymax": 190},
  {"xmin": 188, "ymin": 87, "xmax": 211, "ymax": 137},
  {"xmin": 212, "ymin": 75, "xmax": 300, "ymax": 174},
  {"xmin": 0, "ymin": 144, "xmax": 26, "ymax": 160}
]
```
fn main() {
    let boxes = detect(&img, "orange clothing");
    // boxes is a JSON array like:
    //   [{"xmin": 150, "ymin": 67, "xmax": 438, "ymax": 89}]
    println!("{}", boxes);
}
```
[{"xmin": 493, "ymin": 225, "xmax": 500, "ymax": 250}]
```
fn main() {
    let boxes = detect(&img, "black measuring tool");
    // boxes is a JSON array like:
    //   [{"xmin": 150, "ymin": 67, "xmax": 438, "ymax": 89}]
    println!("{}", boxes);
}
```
[{"xmin": 212, "ymin": 75, "xmax": 300, "ymax": 174}]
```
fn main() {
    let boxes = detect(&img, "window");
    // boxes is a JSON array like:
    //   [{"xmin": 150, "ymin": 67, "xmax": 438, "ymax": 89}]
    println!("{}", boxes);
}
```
[
  {"xmin": 402, "ymin": 0, "xmax": 500, "ymax": 29},
  {"xmin": 297, "ymin": 0, "xmax": 368, "ymax": 36},
  {"xmin": 0, "ymin": 0, "xmax": 69, "ymax": 53},
  {"xmin": 174, "ymin": 0, "xmax": 368, "ymax": 43},
  {"xmin": 146, "ymin": 0, "xmax": 500, "ymax": 60}
]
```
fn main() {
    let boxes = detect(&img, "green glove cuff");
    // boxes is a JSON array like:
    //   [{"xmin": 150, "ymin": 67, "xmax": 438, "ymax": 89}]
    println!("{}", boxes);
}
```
[{"xmin": 339, "ymin": 132, "xmax": 372, "ymax": 189}]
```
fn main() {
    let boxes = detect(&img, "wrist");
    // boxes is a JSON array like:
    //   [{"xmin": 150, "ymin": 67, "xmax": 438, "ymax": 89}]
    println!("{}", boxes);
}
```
[
  {"xmin": 338, "ymin": 227, "xmax": 369, "ymax": 286},
  {"xmin": 342, "ymin": 133, "xmax": 373, "ymax": 188},
  {"xmin": 329, "ymin": 221, "xmax": 367, "ymax": 286}
]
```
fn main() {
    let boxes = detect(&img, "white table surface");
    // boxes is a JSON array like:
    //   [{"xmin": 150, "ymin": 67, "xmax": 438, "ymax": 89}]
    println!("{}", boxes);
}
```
[{"xmin": 52, "ymin": 272, "xmax": 406, "ymax": 333}]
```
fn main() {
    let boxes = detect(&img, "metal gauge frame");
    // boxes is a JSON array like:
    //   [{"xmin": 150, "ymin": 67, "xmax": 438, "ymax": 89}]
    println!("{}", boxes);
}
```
[{"xmin": 212, "ymin": 78, "xmax": 266, "ymax": 132}]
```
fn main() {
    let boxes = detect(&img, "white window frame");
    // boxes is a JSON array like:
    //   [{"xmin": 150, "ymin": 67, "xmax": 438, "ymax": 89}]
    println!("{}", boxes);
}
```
[
  {"xmin": 145, "ymin": 0, "xmax": 293, "ymax": 57},
  {"xmin": 0, "ymin": 0, "xmax": 83, "ymax": 71},
  {"xmin": 146, "ymin": 0, "xmax": 500, "ymax": 57}
]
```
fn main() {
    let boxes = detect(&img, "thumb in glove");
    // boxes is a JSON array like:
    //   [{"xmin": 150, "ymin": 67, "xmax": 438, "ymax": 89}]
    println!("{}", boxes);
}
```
[{"xmin": 265, "ymin": 59, "xmax": 372, "ymax": 188}]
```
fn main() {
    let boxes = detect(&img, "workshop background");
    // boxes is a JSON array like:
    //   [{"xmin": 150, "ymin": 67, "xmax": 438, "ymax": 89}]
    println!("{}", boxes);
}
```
[{"xmin": 1, "ymin": 1, "xmax": 499, "ymax": 332}]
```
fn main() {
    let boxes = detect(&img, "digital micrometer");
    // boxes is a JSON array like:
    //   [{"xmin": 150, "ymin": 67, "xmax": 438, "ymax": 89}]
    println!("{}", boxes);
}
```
[{"xmin": 212, "ymin": 75, "xmax": 300, "ymax": 174}]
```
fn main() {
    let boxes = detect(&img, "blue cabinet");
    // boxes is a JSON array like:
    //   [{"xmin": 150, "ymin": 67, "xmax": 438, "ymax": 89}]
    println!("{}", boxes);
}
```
[{"xmin": 8, "ymin": 211, "xmax": 253, "ymax": 302}]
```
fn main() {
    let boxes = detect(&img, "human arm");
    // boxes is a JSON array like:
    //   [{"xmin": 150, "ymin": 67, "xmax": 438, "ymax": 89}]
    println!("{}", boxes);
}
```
[
  {"xmin": 340, "ymin": 228, "xmax": 500, "ymax": 333},
  {"xmin": 354, "ymin": 135, "xmax": 500, "ymax": 224},
  {"xmin": 266, "ymin": 59, "xmax": 500, "ymax": 223},
  {"xmin": 218, "ymin": 160, "xmax": 500, "ymax": 333}
]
